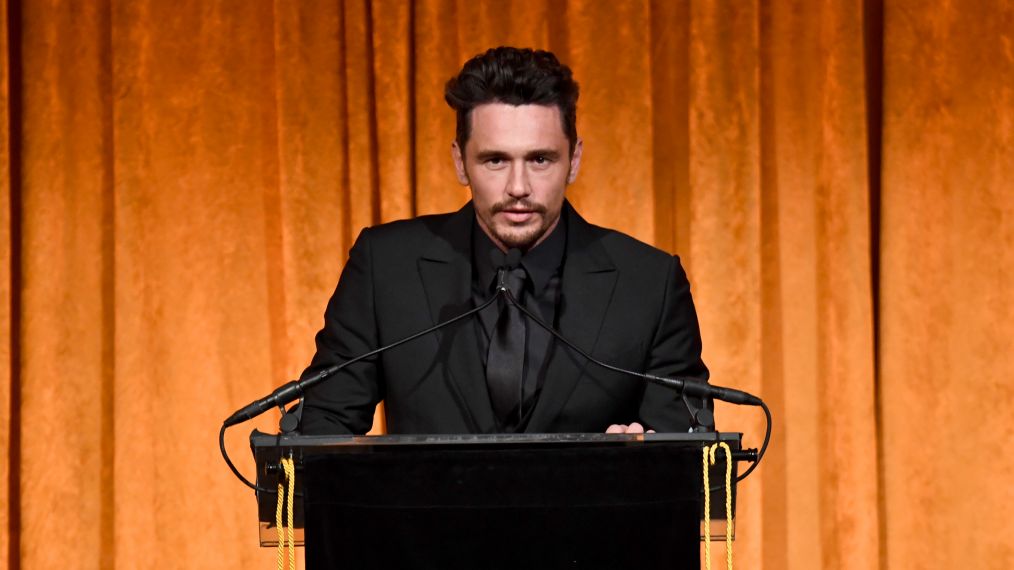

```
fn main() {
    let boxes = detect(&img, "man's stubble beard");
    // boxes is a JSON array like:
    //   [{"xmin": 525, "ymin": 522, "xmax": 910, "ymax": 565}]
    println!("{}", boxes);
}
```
[
  {"xmin": 495, "ymin": 221, "xmax": 548, "ymax": 250},
  {"xmin": 486, "ymin": 199, "xmax": 557, "ymax": 251},
  {"xmin": 468, "ymin": 162, "xmax": 571, "ymax": 252}
]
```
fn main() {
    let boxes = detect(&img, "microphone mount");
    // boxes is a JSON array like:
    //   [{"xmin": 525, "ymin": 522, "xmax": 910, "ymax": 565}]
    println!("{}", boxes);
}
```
[
  {"xmin": 224, "ymin": 262, "xmax": 765, "ymax": 429},
  {"xmin": 494, "ymin": 247, "xmax": 523, "ymax": 294},
  {"xmin": 220, "ymin": 255, "xmax": 772, "ymax": 491}
]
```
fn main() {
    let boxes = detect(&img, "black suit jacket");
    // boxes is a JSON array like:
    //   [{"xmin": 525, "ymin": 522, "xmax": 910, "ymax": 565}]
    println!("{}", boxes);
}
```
[{"xmin": 300, "ymin": 201, "xmax": 709, "ymax": 435}]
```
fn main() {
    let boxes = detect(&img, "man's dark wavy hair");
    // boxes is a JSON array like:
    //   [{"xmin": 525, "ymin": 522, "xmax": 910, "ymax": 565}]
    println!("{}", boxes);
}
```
[{"xmin": 444, "ymin": 47, "xmax": 580, "ymax": 155}]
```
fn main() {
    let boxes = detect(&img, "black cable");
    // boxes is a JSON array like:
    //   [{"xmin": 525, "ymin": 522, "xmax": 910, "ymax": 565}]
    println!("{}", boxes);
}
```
[
  {"xmin": 219, "ymin": 422, "xmax": 275, "ymax": 494},
  {"xmin": 702, "ymin": 400, "xmax": 771, "ymax": 496},
  {"xmin": 733, "ymin": 399, "xmax": 771, "ymax": 483}
]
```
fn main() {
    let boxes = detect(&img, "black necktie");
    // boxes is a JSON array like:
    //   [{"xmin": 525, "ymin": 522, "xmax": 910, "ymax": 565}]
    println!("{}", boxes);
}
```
[{"xmin": 486, "ymin": 265, "xmax": 527, "ymax": 425}]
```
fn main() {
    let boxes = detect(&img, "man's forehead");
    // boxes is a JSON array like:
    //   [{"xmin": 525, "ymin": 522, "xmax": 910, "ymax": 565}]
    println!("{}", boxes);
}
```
[{"xmin": 466, "ymin": 103, "xmax": 568, "ymax": 152}]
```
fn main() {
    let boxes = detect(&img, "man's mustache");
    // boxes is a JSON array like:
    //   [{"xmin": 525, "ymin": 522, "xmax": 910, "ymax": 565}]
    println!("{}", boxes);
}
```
[{"xmin": 491, "ymin": 200, "xmax": 547, "ymax": 214}]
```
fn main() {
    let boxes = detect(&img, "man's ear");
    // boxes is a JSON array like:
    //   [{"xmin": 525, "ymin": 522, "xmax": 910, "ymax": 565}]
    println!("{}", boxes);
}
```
[
  {"xmin": 567, "ymin": 139, "xmax": 583, "ymax": 184},
  {"xmin": 451, "ymin": 141, "xmax": 470, "ymax": 186}
]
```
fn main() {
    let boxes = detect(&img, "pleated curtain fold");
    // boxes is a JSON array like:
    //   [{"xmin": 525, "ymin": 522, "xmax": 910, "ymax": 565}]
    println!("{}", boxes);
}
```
[{"xmin": 1, "ymin": 1, "xmax": 1011, "ymax": 568}]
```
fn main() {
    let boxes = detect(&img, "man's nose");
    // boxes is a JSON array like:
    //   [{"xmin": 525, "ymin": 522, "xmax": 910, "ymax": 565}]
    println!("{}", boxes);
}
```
[{"xmin": 505, "ymin": 162, "xmax": 530, "ymax": 197}]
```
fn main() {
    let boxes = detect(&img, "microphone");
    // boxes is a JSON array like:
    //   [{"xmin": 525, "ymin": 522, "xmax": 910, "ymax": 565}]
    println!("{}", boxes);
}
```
[
  {"xmin": 642, "ymin": 373, "xmax": 762, "ymax": 406},
  {"xmin": 223, "ymin": 275, "xmax": 510, "ymax": 428},
  {"xmin": 225, "ymin": 248, "xmax": 531, "ymax": 429},
  {"xmin": 494, "ymin": 248, "xmax": 523, "ymax": 293},
  {"xmin": 499, "ymin": 288, "xmax": 763, "ymax": 408},
  {"xmin": 486, "ymin": 246, "xmax": 761, "ymax": 408}
]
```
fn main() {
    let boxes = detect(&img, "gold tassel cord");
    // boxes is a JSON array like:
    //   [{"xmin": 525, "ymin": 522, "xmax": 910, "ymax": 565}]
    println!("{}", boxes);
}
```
[
  {"xmin": 702, "ymin": 442, "xmax": 734, "ymax": 570},
  {"xmin": 703, "ymin": 446, "xmax": 712, "ymax": 565},
  {"xmin": 285, "ymin": 457, "xmax": 296, "ymax": 570},
  {"xmin": 276, "ymin": 457, "xmax": 297, "ymax": 570},
  {"xmin": 275, "ymin": 468, "xmax": 284, "ymax": 570}
]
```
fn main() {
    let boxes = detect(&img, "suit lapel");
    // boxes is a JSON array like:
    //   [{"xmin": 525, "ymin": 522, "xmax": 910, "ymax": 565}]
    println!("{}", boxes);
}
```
[
  {"xmin": 526, "ymin": 205, "xmax": 617, "ymax": 432},
  {"xmin": 417, "ymin": 203, "xmax": 498, "ymax": 433}
]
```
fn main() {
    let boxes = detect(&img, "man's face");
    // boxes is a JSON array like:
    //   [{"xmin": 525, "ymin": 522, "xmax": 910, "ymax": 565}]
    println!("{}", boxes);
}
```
[{"xmin": 452, "ymin": 103, "xmax": 582, "ymax": 252}]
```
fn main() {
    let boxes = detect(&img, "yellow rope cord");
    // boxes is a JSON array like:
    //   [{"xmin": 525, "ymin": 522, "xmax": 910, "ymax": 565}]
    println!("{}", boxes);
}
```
[
  {"xmin": 717, "ymin": 443, "xmax": 733, "ymax": 570},
  {"xmin": 275, "ymin": 457, "xmax": 297, "ymax": 570},
  {"xmin": 275, "ymin": 470, "xmax": 285, "ymax": 570},
  {"xmin": 703, "ymin": 446, "xmax": 712, "ymax": 566},
  {"xmin": 284, "ymin": 457, "xmax": 296, "ymax": 570},
  {"xmin": 702, "ymin": 442, "xmax": 734, "ymax": 570}
]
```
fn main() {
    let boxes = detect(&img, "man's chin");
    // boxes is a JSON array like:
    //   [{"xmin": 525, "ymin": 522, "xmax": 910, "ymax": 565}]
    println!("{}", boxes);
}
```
[{"xmin": 492, "ymin": 225, "xmax": 547, "ymax": 251}]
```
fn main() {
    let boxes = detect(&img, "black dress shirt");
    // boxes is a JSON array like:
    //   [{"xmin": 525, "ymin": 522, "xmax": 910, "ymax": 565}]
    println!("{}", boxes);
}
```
[{"xmin": 472, "ymin": 215, "xmax": 566, "ymax": 432}]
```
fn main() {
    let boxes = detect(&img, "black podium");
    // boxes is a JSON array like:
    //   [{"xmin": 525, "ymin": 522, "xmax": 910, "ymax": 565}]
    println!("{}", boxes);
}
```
[{"xmin": 251, "ymin": 431, "xmax": 741, "ymax": 569}]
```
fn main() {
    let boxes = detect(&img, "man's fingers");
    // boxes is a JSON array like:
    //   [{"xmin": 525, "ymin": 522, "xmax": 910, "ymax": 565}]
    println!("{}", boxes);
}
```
[
  {"xmin": 606, "ymin": 423, "xmax": 651, "ymax": 434},
  {"xmin": 626, "ymin": 422, "xmax": 646, "ymax": 434},
  {"xmin": 605, "ymin": 423, "xmax": 659, "ymax": 434}
]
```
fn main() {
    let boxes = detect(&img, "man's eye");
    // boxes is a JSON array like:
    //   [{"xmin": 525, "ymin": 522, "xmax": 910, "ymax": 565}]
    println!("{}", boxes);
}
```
[
  {"xmin": 486, "ymin": 158, "xmax": 505, "ymax": 166},
  {"xmin": 532, "ymin": 156, "xmax": 550, "ymax": 165}
]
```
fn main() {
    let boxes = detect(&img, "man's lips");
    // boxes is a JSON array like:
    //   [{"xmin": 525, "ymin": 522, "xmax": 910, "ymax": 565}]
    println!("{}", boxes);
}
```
[{"xmin": 498, "ymin": 209, "xmax": 537, "ymax": 223}]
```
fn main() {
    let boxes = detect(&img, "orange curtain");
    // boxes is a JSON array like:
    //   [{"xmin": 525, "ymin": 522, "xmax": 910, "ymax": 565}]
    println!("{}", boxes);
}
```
[{"xmin": 3, "ymin": 1, "xmax": 1012, "ymax": 568}]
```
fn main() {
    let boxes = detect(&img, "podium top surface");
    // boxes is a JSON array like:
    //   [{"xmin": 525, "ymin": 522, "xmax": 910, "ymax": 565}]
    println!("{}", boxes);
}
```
[{"xmin": 250, "ymin": 430, "xmax": 742, "ymax": 452}]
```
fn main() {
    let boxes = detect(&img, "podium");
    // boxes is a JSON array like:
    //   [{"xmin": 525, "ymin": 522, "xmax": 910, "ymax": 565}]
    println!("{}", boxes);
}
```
[{"xmin": 251, "ymin": 431, "xmax": 742, "ymax": 569}]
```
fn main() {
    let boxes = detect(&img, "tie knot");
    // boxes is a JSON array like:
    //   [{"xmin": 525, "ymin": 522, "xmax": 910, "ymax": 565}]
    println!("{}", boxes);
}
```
[{"xmin": 503, "ymin": 265, "xmax": 527, "ymax": 299}]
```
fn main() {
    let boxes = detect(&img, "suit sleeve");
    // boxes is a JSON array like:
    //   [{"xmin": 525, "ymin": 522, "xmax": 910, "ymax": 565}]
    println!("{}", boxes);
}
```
[
  {"xmin": 638, "ymin": 255, "xmax": 710, "ymax": 432},
  {"xmin": 299, "ymin": 228, "xmax": 384, "ymax": 435}
]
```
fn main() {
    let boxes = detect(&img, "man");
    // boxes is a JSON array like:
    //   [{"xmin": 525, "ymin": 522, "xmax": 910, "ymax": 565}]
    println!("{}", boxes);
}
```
[{"xmin": 299, "ymin": 47, "xmax": 709, "ymax": 435}]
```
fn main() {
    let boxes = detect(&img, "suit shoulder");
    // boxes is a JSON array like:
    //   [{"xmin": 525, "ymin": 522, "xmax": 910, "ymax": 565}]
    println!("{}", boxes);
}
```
[
  {"xmin": 358, "ymin": 211, "xmax": 454, "ymax": 246},
  {"xmin": 584, "ymin": 222, "xmax": 677, "ymax": 267}
]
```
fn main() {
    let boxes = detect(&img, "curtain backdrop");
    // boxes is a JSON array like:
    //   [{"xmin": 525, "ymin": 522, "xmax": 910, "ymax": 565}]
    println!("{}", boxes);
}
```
[{"xmin": 3, "ymin": 1, "xmax": 1012, "ymax": 568}]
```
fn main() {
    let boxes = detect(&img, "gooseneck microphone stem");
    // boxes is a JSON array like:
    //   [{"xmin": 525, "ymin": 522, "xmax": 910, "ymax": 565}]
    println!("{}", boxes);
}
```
[
  {"xmin": 224, "ymin": 248, "xmax": 528, "ymax": 429},
  {"xmin": 497, "ymin": 288, "xmax": 763, "ymax": 407},
  {"xmin": 222, "ymin": 292, "xmax": 503, "ymax": 429}
]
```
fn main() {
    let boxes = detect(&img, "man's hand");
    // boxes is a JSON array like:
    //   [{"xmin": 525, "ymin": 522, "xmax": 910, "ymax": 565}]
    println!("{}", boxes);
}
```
[{"xmin": 605, "ymin": 422, "xmax": 656, "ymax": 434}]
